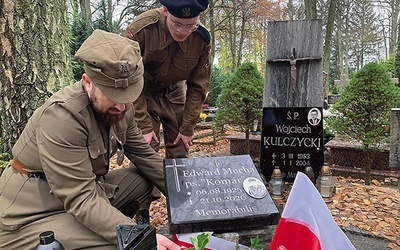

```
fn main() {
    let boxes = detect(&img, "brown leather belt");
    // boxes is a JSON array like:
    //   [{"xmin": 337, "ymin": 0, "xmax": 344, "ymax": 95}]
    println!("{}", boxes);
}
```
[
  {"xmin": 11, "ymin": 158, "xmax": 28, "ymax": 174},
  {"xmin": 11, "ymin": 158, "xmax": 47, "ymax": 180}
]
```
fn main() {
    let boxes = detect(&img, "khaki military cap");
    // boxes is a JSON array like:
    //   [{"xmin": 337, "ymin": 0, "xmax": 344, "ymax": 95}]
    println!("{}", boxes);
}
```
[{"xmin": 75, "ymin": 29, "xmax": 144, "ymax": 103}]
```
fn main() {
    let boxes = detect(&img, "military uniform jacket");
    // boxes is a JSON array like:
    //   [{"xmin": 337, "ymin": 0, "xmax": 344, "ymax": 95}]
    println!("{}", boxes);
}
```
[
  {"xmin": 125, "ymin": 8, "xmax": 212, "ymax": 136},
  {"xmin": 0, "ymin": 81, "xmax": 165, "ymax": 244}
]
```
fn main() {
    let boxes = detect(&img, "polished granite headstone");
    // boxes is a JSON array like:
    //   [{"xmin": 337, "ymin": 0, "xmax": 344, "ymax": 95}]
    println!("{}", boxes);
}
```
[{"xmin": 164, "ymin": 155, "xmax": 280, "ymax": 234}]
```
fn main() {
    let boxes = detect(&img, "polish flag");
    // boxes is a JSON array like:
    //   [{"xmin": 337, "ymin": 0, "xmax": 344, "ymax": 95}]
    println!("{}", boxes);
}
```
[{"xmin": 270, "ymin": 172, "xmax": 356, "ymax": 250}]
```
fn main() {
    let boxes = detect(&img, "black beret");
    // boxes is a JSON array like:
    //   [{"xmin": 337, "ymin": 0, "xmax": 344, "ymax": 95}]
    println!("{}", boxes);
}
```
[{"xmin": 160, "ymin": 0, "xmax": 209, "ymax": 18}]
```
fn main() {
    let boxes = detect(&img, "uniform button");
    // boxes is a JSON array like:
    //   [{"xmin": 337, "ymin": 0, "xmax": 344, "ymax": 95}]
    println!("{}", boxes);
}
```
[
  {"xmin": 111, "ymin": 135, "xmax": 114, "ymax": 140},
  {"xmin": 98, "ymin": 149, "xmax": 101, "ymax": 153}
]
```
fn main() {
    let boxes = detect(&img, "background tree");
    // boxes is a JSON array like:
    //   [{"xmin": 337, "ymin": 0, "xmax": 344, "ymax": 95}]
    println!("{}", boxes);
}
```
[
  {"xmin": 395, "ymin": 24, "xmax": 400, "ymax": 78},
  {"xmin": 214, "ymin": 62, "xmax": 264, "ymax": 154},
  {"xmin": 305, "ymin": 0, "xmax": 317, "ymax": 19},
  {"xmin": 378, "ymin": 0, "xmax": 400, "ymax": 56},
  {"xmin": 347, "ymin": 0, "xmax": 382, "ymax": 69},
  {"xmin": 70, "ymin": 0, "xmax": 93, "ymax": 80},
  {"xmin": 93, "ymin": 0, "xmax": 115, "ymax": 32},
  {"xmin": 0, "ymin": 0, "xmax": 72, "ymax": 154},
  {"xmin": 329, "ymin": 62, "xmax": 400, "ymax": 185},
  {"xmin": 322, "ymin": 0, "xmax": 338, "ymax": 95},
  {"xmin": 335, "ymin": 0, "xmax": 352, "ymax": 78},
  {"xmin": 204, "ymin": 66, "xmax": 228, "ymax": 107},
  {"xmin": 213, "ymin": 0, "xmax": 284, "ymax": 73}
]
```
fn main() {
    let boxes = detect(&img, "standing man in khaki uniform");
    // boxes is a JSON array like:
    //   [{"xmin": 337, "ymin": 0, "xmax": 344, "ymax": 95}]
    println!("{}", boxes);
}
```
[
  {"xmin": 125, "ymin": 0, "xmax": 212, "ymax": 224},
  {"xmin": 0, "ymin": 30, "xmax": 180, "ymax": 250}
]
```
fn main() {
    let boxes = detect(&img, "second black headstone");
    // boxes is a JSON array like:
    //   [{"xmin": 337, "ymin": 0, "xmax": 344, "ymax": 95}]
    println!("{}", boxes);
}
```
[{"xmin": 164, "ymin": 155, "xmax": 280, "ymax": 235}]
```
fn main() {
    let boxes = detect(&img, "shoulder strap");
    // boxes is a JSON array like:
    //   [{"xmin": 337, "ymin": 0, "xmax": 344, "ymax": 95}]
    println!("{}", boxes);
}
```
[
  {"xmin": 125, "ymin": 9, "xmax": 160, "ymax": 38},
  {"xmin": 195, "ymin": 24, "xmax": 211, "ymax": 45}
]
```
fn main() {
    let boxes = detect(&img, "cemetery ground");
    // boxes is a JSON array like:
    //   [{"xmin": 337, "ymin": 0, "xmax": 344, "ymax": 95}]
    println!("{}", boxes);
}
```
[{"xmin": 110, "ymin": 124, "xmax": 400, "ymax": 249}]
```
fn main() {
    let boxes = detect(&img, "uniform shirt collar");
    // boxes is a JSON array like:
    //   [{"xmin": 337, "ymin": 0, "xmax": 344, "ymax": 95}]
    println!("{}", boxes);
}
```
[{"xmin": 158, "ymin": 14, "xmax": 188, "ymax": 52}]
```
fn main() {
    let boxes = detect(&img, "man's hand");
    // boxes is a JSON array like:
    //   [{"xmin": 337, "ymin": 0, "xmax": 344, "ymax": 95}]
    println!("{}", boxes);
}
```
[
  {"xmin": 173, "ymin": 133, "xmax": 193, "ymax": 149},
  {"xmin": 143, "ymin": 131, "xmax": 159, "ymax": 144},
  {"xmin": 156, "ymin": 234, "xmax": 182, "ymax": 250}
]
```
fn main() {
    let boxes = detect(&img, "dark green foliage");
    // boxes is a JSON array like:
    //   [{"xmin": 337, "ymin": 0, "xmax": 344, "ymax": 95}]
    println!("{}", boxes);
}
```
[
  {"xmin": 379, "ymin": 55, "xmax": 395, "ymax": 77},
  {"xmin": 330, "ymin": 62, "xmax": 400, "ymax": 184},
  {"xmin": 92, "ymin": 0, "xmax": 120, "ymax": 32},
  {"xmin": 214, "ymin": 62, "xmax": 264, "ymax": 153},
  {"xmin": 205, "ymin": 66, "xmax": 228, "ymax": 107},
  {"xmin": 70, "ymin": 5, "xmax": 93, "ymax": 81}
]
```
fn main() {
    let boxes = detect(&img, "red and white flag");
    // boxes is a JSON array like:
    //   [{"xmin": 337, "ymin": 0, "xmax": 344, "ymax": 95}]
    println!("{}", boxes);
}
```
[{"xmin": 270, "ymin": 172, "xmax": 356, "ymax": 250}]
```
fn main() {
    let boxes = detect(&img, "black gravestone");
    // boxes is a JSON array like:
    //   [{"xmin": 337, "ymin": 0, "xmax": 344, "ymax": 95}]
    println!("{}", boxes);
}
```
[
  {"xmin": 260, "ymin": 107, "xmax": 324, "ymax": 182},
  {"xmin": 327, "ymin": 94, "xmax": 340, "ymax": 105},
  {"xmin": 164, "ymin": 155, "xmax": 279, "ymax": 235}
]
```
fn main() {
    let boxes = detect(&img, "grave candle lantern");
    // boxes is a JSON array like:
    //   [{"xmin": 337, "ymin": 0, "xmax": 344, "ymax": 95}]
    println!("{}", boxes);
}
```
[
  {"xmin": 316, "ymin": 165, "xmax": 334, "ymax": 203},
  {"xmin": 304, "ymin": 166, "xmax": 315, "ymax": 183},
  {"xmin": 270, "ymin": 166, "xmax": 283, "ymax": 200}
]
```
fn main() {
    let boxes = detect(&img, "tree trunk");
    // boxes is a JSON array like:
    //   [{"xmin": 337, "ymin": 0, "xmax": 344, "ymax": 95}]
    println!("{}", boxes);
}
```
[
  {"xmin": 80, "ymin": 0, "xmax": 92, "ymax": 22},
  {"xmin": 236, "ymin": 6, "xmax": 246, "ymax": 69},
  {"xmin": 390, "ymin": 0, "xmax": 399, "ymax": 55},
  {"xmin": 323, "ymin": 0, "xmax": 338, "ymax": 95},
  {"xmin": 304, "ymin": 0, "xmax": 317, "ymax": 19},
  {"xmin": 362, "ymin": 145, "xmax": 372, "ymax": 185},
  {"xmin": 0, "ymin": 0, "xmax": 72, "ymax": 154},
  {"xmin": 245, "ymin": 129, "xmax": 250, "ymax": 155},
  {"xmin": 208, "ymin": 0, "xmax": 216, "ymax": 61},
  {"xmin": 343, "ymin": 0, "xmax": 350, "ymax": 76}
]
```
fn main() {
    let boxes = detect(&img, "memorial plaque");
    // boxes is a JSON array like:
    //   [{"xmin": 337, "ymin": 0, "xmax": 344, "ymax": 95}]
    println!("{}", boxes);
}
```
[
  {"xmin": 164, "ymin": 155, "xmax": 280, "ymax": 235},
  {"xmin": 260, "ymin": 107, "xmax": 324, "ymax": 182}
]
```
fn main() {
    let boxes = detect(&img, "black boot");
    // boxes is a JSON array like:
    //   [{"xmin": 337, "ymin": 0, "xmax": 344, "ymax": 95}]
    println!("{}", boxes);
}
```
[{"xmin": 135, "ymin": 209, "xmax": 150, "ymax": 225}]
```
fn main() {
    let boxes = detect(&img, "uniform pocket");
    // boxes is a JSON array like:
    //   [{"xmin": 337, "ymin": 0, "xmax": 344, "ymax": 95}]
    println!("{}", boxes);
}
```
[
  {"xmin": 166, "ymin": 82, "xmax": 186, "ymax": 104},
  {"xmin": 88, "ymin": 139, "xmax": 107, "ymax": 159},
  {"xmin": 143, "ymin": 51, "xmax": 168, "ymax": 70},
  {"xmin": 88, "ymin": 139, "xmax": 108, "ymax": 176},
  {"xmin": 174, "ymin": 57, "xmax": 197, "ymax": 72}
]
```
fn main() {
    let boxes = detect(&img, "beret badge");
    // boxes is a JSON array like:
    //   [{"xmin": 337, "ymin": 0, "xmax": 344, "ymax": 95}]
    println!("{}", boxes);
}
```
[{"xmin": 181, "ymin": 7, "xmax": 191, "ymax": 17}]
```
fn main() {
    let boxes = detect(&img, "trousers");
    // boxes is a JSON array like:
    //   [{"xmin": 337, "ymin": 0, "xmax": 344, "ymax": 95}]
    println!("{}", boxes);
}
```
[
  {"xmin": 145, "ymin": 81, "xmax": 189, "ymax": 159},
  {"xmin": 0, "ymin": 165, "xmax": 153, "ymax": 249}
]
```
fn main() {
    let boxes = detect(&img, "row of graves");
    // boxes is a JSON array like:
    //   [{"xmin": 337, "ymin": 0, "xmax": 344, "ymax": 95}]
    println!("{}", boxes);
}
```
[{"xmin": 117, "ymin": 20, "xmax": 363, "ymax": 250}]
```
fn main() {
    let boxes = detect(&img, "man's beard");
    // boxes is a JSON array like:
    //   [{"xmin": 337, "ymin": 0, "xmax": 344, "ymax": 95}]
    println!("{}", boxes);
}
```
[{"xmin": 89, "ymin": 97, "xmax": 126, "ymax": 127}]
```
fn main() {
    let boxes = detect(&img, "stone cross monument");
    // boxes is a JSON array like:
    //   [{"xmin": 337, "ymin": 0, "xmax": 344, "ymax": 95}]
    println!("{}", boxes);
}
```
[{"xmin": 261, "ymin": 20, "xmax": 324, "ymax": 182}]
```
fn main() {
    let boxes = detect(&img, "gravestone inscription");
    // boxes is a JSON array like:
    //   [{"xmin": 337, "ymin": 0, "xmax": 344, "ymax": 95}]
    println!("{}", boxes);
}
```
[
  {"xmin": 164, "ymin": 155, "xmax": 280, "ymax": 234},
  {"xmin": 260, "ymin": 107, "xmax": 324, "ymax": 182}
]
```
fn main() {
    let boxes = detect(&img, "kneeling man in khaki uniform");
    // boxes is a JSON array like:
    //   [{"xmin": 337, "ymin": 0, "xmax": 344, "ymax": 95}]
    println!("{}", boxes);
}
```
[{"xmin": 0, "ymin": 29, "xmax": 179, "ymax": 250}]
